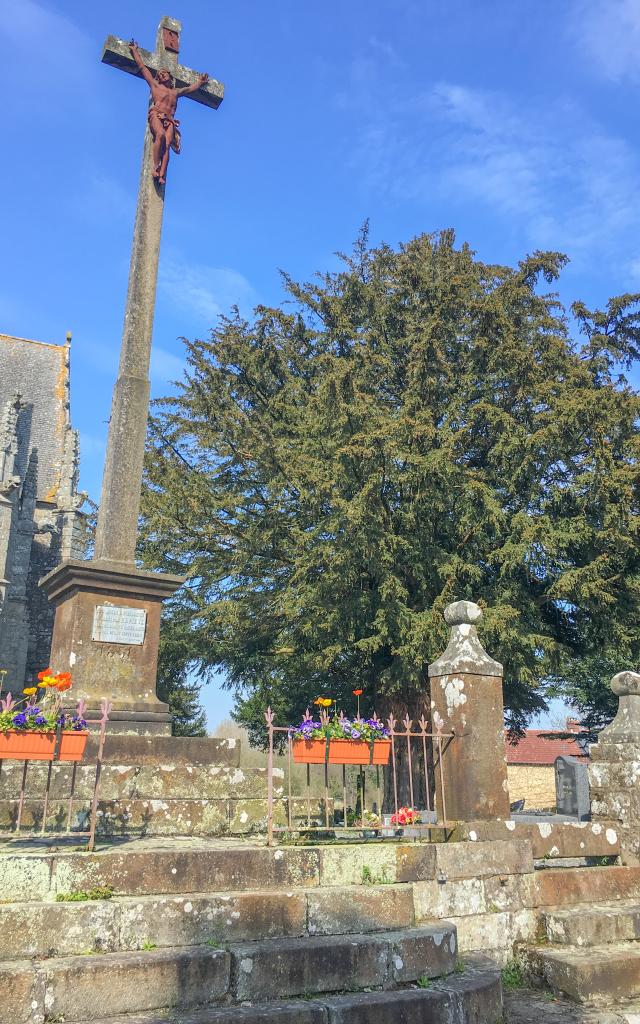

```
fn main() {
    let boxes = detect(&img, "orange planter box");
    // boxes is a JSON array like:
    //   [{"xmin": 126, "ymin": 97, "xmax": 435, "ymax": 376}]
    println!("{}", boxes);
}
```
[
  {"xmin": 0, "ymin": 731, "xmax": 56, "ymax": 761},
  {"xmin": 328, "ymin": 739, "xmax": 391, "ymax": 765},
  {"xmin": 0, "ymin": 730, "xmax": 89, "ymax": 762},
  {"xmin": 58, "ymin": 731, "xmax": 89, "ymax": 763},
  {"xmin": 292, "ymin": 739, "xmax": 328, "ymax": 764},
  {"xmin": 292, "ymin": 737, "xmax": 391, "ymax": 765}
]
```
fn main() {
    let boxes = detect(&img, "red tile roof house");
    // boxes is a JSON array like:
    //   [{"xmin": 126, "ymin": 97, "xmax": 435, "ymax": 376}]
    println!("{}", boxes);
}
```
[{"xmin": 505, "ymin": 719, "xmax": 589, "ymax": 811}]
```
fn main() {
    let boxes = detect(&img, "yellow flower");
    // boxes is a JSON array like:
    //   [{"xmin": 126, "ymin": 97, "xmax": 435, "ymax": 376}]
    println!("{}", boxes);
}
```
[
  {"xmin": 23, "ymin": 687, "xmax": 37, "ymax": 696},
  {"xmin": 313, "ymin": 697, "xmax": 333, "ymax": 707}
]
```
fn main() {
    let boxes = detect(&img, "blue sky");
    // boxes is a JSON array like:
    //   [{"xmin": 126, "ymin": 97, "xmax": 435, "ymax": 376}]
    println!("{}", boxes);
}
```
[{"xmin": 3, "ymin": 0, "xmax": 640, "ymax": 729}]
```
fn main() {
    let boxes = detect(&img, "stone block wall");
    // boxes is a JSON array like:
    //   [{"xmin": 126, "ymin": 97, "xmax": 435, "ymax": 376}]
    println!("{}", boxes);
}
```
[{"xmin": 507, "ymin": 765, "xmax": 555, "ymax": 810}]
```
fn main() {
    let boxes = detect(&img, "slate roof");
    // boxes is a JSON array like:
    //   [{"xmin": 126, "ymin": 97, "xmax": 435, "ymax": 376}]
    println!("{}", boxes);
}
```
[
  {"xmin": 0, "ymin": 333, "xmax": 71, "ymax": 502},
  {"xmin": 505, "ymin": 729, "xmax": 588, "ymax": 765}
]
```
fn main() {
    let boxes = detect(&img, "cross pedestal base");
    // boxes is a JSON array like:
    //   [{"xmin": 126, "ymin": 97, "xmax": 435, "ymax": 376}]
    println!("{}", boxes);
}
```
[{"xmin": 40, "ymin": 560, "xmax": 185, "ymax": 736}]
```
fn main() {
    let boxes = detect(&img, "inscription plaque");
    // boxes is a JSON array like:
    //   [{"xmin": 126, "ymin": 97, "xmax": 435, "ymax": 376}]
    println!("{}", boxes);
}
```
[{"xmin": 92, "ymin": 605, "xmax": 147, "ymax": 645}]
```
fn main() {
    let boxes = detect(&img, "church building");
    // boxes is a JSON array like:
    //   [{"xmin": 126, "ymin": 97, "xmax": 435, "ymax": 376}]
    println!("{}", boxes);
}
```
[{"xmin": 0, "ymin": 333, "xmax": 84, "ymax": 691}]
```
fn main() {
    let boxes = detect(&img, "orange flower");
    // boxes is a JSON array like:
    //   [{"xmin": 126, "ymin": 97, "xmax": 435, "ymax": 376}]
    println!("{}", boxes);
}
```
[
  {"xmin": 37, "ymin": 667, "xmax": 53, "ymax": 681},
  {"xmin": 55, "ymin": 674, "xmax": 72, "ymax": 692},
  {"xmin": 353, "ymin": 689, "xmax": 363, "ymax": 697}
]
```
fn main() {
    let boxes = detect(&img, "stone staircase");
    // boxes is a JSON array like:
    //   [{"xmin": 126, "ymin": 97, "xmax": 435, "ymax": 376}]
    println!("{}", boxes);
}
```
[
  {"xmin": 530, "ymin": 897, "xmax": 640, "ymax": 1007},
  {"xmin": 0, "ymin": 839, "xmax": 503, "ymax": 1024}
]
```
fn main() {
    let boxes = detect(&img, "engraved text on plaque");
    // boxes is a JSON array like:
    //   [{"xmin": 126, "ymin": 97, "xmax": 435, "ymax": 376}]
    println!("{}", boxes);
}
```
[{"xmin": 92, "ymin": 605, "xmax": 147, "ymax": 645}]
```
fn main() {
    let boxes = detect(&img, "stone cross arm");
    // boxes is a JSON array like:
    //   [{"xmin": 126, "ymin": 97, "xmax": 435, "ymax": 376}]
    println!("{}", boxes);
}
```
[{"xmin": 101, "ymin": 36, "xmax": 224, "ymax": 109}]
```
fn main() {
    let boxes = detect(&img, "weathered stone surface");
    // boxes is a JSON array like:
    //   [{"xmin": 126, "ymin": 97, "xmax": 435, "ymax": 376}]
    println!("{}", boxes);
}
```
[
  {"xmin": 307, "ymin": 884, "xmax": 414, "ymax": 935},
  {"xmin": 434, "ymin": 839, "xmax": 533, "ymax": 880},
  {"xmin": 0, "ymin": 335, "xmax": 82, "ymax": 694},
  {"xmin": 41, "ymin": 560, "xmax": 183, "ymax": 733},
  {"xmin": 0, "ymin": 960, "xmax": 44, "ymax": 1024},
  {"xmin": 395, "ymin": 844, "xmax": 437, "ymax": 882},
  {"xmin": 430, "ymin": 954, "xmax": 503, "ymax": 1022},
  {"xmin": 457, "ymin": 819, "xmax": 621, "ymax": 859},
  {"xmin": 388, "ymin": 925, "xmax": 456, "ymax": 982},
  {"xmin": 230, "ymin": 933, "xmax": 389, "ymax": 1001},
  {"xmin": 504, "ymin": 987, "xmax": 627, "ymax": 1024},
  {"xmin": 86, "ymin": 733, "xmax": 241, "ymax": 766},
  {"xmin": 51, "ymin": 845, "xmax": 321, "ymax": 897},
  {"xmin": 542, "ymin": 901, "xmax": 640, "ymax": 947},
  {"xmin": 532, "ymin": 942, "xmax": 640, "ymax": 1005},
  {"xmin": 318, "ymin": 844, "xmax": 398, "ymax": 887},
  {"xmin": 449, "ymin": 909, "xmax": 536, "ymax": 962},
  {"xmin": 428, "ymin": 601, "xmax": 510, "ymax": 820},
  {"xmin": 119, "ymin": 890, "xmax": 307, "ymax": 948},
  {"xmin": 324, "ymin": 989, "xmax": 452, "ymax": 1024},
  {"xmin": 0, "ymin": 761, "xmax": 272, "ymax": 798},
  {"xmin": 41, "ymin": 946, "xmax": 230, "ymax": 1020},
  {"xmin": 0, "ymin": 853, "xmax": 53, "ymax": 901},
  {"xmin": 0, "ymin": 898, "xmax": 120, "ymax": 958},
  {"xmin": 72, "ymin": 963, "xmax": 503, "ymax": 1024},
  {"xmin": 483, "ymin": 872, "xmax": 535, "ymax": 914},
  {"xmin": 230, "ymin": 926, "xmax": 456, "ymax": 1001},
  {"xmin": 534, "ymin": 865, "xmax": 640, "ymax": 907},
  {"xmin": 415, "ymin": 877, "xmax": 486, "ymax": 920}
]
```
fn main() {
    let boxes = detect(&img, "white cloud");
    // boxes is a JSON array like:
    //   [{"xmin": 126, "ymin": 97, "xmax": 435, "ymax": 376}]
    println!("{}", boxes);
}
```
[
  {"xmin": 573, "ymin": 0, "xmax": 640, "ymax": 81},
  {"xmin": 150, "ymin": 346, "xmax": 186, "ymax": 384},
  {"xmin": 338, "ymin": 50, "xmax": 640, "ymax": 261},
  {"xmin": 159, "ymin": 255, "xmax": 256, "ymax": 324}
]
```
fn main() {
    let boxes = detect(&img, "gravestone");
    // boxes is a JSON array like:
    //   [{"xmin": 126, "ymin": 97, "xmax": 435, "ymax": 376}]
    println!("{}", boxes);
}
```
[{"xmin": 554, "ymin": 755, "xmax": 590, "ymax": 820}]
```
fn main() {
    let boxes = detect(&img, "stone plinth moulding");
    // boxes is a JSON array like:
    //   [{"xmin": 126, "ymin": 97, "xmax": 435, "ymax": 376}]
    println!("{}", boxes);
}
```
[
  {"xmin": 40, "ymin": 559, "xmax": 185, "ymax": 735},
  {"xmin": 428, "ymin": 600, "xmax": 510, "ymax": 821}
]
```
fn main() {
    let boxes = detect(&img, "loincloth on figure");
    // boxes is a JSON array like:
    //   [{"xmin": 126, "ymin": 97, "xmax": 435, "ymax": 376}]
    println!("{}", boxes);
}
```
[{"xmin": 148, "ymin": 107, "xmax": 182, "ymax": 154}]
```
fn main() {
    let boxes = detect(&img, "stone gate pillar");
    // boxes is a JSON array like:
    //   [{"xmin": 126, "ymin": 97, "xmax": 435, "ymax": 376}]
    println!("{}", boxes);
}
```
[
  {"xmin": 589, "ymin": 671, "xmax": 640, "ymax": 863},
  {"xmin": 428, "ymin": 600, "xmax": 510, "ymax": 821}
]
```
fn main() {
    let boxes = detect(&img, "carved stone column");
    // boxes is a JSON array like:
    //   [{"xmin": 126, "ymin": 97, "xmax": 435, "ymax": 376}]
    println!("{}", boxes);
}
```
[
  {"xmin": 429, "ymin": 600, "xmax": 510, "ymax": 821},
  {"xmin": 589, "ymin": 671, "xmax": 640, "ymax": 863}
]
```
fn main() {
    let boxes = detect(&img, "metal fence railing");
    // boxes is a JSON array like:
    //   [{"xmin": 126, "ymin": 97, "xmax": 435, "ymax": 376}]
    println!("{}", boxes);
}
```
[{"xmin": 264, "ymin": 708, "xmax": 456, "ymax": 845}]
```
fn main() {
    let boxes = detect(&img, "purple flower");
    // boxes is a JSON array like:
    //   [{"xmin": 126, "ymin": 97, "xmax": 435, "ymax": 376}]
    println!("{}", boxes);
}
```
[
  {"xmin": 350, "ymin": 729, "xmax": 361, "ymax": 739},
  {"xmin": 12, "ymin": 713, "xmax": 27, "ymax": 727},
  {"xmin": 33, "ymin": 715, "xmax": 47, "ymax": 726}
]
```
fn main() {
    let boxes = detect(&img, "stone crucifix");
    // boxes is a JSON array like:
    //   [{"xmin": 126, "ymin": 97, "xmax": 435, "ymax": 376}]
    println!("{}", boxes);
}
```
[{"xmin": 94, "ymin": 17, "xmax": 224, "ymax": 566}]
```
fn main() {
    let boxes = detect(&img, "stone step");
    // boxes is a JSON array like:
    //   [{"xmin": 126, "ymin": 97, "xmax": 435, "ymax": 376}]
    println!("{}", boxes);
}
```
[
  {"xmin": 0, "ymin": 835, "xmax": 531, "ymax": 901},
  {"xmin": 534, "ymin": 865, "xmax": 640, "ymax": 908},
  {"xmin": 3, "ymin": 926, "xmax": 458, "ymax": 1024},
  {"xmin": 531, "ymin": 943, "xmax": 640, "ymax": 1005},
  {"xmin": 0, "ymin": 883, "xmax": 417, "ymax": 958},
  {"xmin": 58, "ymin": 955, "xmax": 501, "ymax": 1024},
  {"xmin": 542, "ymin": 901, "xmax": 640, "ymax": 947}
]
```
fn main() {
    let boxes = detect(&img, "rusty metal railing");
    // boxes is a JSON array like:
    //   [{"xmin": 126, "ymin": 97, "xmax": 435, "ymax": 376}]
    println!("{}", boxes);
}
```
[
  {"xmin": 264, "ymin": 708, "xmax": 455, "ymax": 845},
  {"xmin": 0, "ymin": 699, "xmax": 111, "ymax": 851}
]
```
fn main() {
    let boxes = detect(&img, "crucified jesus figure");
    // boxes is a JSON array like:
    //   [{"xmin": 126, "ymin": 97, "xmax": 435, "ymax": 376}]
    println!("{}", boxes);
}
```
[{"xmin": 130, "ymin": 40, "xmax": 208, "ymax": 184}]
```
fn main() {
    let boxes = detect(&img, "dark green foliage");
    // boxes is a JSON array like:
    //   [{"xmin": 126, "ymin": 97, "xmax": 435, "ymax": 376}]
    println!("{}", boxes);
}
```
[
  {"xmin": 140, "ymin": 229, "xmax": 640, "ymax": 741},
  {"xmin": 155, "ymin": 612, "xmax": 207, "ymax": 736}
]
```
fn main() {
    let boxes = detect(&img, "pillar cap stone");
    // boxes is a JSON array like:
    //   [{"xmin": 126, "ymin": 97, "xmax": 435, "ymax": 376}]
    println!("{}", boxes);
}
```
[
  {"xmin": 611, "ymin": 670, "xmax": 640, "ymax": 697},
  {"xmin": 428, "ymin": 600, "xmax": 503, "ymax": 678}
]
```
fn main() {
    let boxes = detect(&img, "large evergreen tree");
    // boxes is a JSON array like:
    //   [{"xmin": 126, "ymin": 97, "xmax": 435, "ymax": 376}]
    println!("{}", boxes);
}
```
[{"xmin": 140, "ymin": 230, "xmax": 640, "ymax": 743}]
